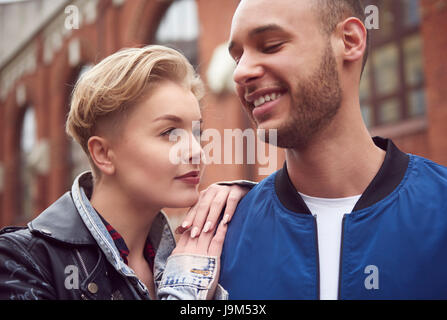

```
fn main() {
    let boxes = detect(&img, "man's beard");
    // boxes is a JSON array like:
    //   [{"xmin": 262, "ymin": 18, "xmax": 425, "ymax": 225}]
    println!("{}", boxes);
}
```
[{"xmin": 261, "ymin": 43, "xmax": 342, "ymax": 149}]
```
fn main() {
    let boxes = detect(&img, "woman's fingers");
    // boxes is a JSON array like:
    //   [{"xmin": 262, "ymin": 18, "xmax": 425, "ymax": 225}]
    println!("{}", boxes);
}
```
[
  {"xmin": 176, "ymin": 186, "xmax": 217, "ymax": 236},
  {"xmin": 195, "ymin": 219, "xmax": 228, "ymax": 256},
  {"xmin": 220, "ymin": 186, "xmax": 248, "ymax": 225},
  {"xmin": 207, "ymin": 220, "xmax": 228, "ymax": 257},
  {"xmin": 172, "ymin": 228, "xmax": 190, "ymax": 255},
  {"xmin": 173, "ymin": 218, "xmax": 228, "ymax": 257},
  {"xmin": 196, "ymin": 185, "xmax": 248, "ymax": 237},
  {"xmin": 176, "ymin": 183, "xmax": 250, "ymax": 237},
  {"xmin": 196, "ymin": 225, "xmax": 215, "ymax": 253},
  {"xmin": 188, "ymin": 185, "xmax": 222, "ymax": 238},
  {"xmin": 199, "ymin": 187, "xmax": 232, "ymax": 234},
  {"xmin": 173, "ymin": 228, "xmax": 200, "ymax": 255},
  {"xmin": 177, "ymin": 200, "xmax": 200, "ymax": 233}
]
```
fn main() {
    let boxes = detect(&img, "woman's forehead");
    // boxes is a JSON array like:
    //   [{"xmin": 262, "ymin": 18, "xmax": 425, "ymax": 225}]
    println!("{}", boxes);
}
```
[{"xmin": 135, "ymin": 82, "xmax": 201, "ymax": 122}]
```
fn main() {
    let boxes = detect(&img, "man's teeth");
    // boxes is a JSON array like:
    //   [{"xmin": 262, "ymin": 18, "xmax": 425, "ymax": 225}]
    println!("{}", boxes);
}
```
[{"xmin": 253, "ymin": 93, "xmax": 282, "ymax": 108}]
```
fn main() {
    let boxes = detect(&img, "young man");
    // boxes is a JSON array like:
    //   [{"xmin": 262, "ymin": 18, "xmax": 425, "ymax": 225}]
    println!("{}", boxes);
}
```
[{"xmin": 219, "ymin": 0, "xmax": 447, "ymax": 299}]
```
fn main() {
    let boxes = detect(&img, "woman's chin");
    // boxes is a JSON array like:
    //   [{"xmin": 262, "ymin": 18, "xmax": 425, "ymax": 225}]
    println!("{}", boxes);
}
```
[{"xmin": 166, "ymin": 192, "xmax": 200, "ymax": 209}]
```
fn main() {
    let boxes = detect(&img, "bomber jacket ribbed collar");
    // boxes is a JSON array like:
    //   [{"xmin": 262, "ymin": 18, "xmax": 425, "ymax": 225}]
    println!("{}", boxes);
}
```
[{"xmin": 275, "ymin": 137, "xmax": 410, "ymax": 214}]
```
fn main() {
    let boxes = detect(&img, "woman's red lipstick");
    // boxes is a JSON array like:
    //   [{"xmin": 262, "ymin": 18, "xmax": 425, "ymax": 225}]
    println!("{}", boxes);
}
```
[{"xmin": 175, "ymin": 171, "xmax": 201, "ymax": 185}]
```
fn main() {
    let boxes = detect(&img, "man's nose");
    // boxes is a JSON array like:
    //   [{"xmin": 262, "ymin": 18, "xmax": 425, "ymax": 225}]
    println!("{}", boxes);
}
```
[{"xmin": 233, "ymin": 53, "xmax": 264, "ymax": 86}]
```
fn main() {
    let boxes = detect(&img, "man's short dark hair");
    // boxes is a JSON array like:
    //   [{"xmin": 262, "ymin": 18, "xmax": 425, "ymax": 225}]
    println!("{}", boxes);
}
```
[{"xmin": 313, "ymin": 0, "xmax": 370, "ymax": 74}]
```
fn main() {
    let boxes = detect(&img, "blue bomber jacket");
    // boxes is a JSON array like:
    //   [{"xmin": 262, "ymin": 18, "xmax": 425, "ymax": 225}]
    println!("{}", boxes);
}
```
[{"xmin": 219, "ymin": 137, "xmax": 447, "ymax": 299}]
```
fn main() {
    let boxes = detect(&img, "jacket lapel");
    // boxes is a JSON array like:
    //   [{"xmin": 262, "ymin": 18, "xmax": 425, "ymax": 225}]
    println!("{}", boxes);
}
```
[{"xmin": 28, "ymin": 192, "xmax": 96, "ymax": 245}]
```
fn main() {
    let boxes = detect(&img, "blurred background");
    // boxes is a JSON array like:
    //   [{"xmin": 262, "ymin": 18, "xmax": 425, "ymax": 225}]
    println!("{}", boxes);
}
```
[{"xmin": 0, "ymin": 0, "xmax": 446, "ymax": 228}]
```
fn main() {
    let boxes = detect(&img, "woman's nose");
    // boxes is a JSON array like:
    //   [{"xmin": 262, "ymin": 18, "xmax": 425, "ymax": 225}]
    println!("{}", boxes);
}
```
[{"xmin": 189, "ymin": 132, "xmax": 204, "ymax": 165}]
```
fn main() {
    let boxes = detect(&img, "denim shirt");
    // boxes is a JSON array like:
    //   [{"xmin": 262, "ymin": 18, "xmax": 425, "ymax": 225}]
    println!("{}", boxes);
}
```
[{"xmin": 72, "ymin": 171, "xmax": 228, "ymax": 300}]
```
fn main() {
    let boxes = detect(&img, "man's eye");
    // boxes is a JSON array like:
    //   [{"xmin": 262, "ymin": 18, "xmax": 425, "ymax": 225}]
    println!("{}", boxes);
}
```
[{"xmin": 262, "ymin": 43, "xmax": 283, "ymax": 53}]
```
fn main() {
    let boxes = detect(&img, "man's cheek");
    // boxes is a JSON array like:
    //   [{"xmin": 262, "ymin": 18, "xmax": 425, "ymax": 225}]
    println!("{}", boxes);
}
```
[{"xmin": 236, "ymin": 87, "xmax": 245, "ymax": 103}]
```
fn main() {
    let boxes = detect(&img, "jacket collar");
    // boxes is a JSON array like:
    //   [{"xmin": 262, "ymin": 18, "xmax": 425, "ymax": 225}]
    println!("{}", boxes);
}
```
[
  {"xmin": 275, "ymin": 137, "xmax": 410, "ymax": 214},
  {"xmin": 28, "ymin": 191, "xmax": 96, "ymax": 245},
  {"xmin": 28, "ymin": 172, "xmax": 175, "ymax": 256},
  {"xmin": 28, "ymin": 171, "xmax": 176, "ymax": 298}
]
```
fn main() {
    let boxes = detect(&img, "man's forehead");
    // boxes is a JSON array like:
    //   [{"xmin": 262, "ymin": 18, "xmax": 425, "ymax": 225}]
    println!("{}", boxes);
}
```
[
  {"xmin": 233, "ymin": 0, "xmax": 312, "ymax": 19},
  {"xmin": 230, "ymin": 0, "xmax": 314, "ymax": 42}
]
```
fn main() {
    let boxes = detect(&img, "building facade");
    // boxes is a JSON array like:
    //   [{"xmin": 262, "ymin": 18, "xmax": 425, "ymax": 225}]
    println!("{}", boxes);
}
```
[{"xmin": 0, "ymin": 0, "xmax": 446, "ymax": 227}]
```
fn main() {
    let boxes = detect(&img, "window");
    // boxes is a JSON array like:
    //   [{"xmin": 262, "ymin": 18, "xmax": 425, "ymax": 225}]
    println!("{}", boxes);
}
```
[
  {"xmin": 18, "ymin": 107, "xmax": 37, "ymax": 221},
  {"xmin": 360, "ymin": 0, "xmax": 425, "ymax": 127},
  {"xmin": 154, "ymin": 0, "xmax": 199, "ymax": 68}
]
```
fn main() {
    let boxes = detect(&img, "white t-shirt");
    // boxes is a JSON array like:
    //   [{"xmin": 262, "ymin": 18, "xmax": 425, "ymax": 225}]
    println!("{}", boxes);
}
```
[{"xmin": 299, "ymin": 192, "xmax": 362, "ymax": 300}]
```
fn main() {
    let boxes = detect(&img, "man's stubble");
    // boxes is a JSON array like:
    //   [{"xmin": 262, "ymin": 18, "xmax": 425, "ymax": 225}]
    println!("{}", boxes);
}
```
[{"xmin": 260, "ymin": 43, "xmax": 343, "ymax": 149}]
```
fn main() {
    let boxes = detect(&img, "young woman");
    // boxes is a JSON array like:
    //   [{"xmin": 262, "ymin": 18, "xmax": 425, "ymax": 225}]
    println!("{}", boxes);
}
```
[{"xmin": 0, "ymin": 45, "xmax": 250, "ymax": 300}]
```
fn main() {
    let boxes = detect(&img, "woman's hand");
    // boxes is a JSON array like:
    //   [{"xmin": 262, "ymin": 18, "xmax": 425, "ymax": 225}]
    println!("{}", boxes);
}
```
[
  {"xmin": 171, "ymin": 219, "xmax": 228, "ymax": 299},
  {"xmin": 172, "ymin": 219, "xmax": 227, "ymax": 257},
  {"xmin": 175, "ymin": 183, "xmax": 250, "ymax": 238},
  {"xmin": 168, "ymin": 183, "xmax": 251, "ymax": 300}
]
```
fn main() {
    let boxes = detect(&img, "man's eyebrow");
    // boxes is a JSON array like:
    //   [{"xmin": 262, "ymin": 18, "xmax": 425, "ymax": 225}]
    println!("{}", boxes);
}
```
[
  {"xmin": 228, "ymin": 24, "xmax": 286, "ymax": 54},
  {"xmin": 250, "ymin": 24, "xmax": 285, "ymax": 36}
]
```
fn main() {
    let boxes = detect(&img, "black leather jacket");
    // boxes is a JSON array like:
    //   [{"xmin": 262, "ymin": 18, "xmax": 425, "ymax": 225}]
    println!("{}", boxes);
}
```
[
  {"xmin": 0, "ymin": 172, "xmax": 227, "ymax": 300},
  {"xmin": 0, "ymin": 192, "xmax": 146, "ymax": 300}
]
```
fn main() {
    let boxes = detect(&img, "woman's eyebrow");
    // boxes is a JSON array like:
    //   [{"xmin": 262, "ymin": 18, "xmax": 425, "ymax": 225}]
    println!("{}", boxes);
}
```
[
  {"xmin": 153, "ymin": 114, "xmax": 183, "ymax": 123},
  {"xmin": 153, "ymin": 114, "xmax": 203, "ymax": 124}
]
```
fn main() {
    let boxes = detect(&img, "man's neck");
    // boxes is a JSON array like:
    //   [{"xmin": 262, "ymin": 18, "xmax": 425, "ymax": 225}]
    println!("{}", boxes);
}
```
[
  {"xmin": 285, "ymin": 115, "xmax": 386, "ymax": 199},
  {"xmin": 90, "ymin": 179, "xmax": 158, "ymax": 260}
]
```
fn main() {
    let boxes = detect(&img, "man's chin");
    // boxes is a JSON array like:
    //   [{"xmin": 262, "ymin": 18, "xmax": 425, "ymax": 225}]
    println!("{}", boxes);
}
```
[
  {"xmin": 254, "ymin": 116, "xmax": 282, "ymax": 130},
  {"xmin": 255, "ymin": 120, "xmax": 310, "ymax": 149},
  {"xmin": 254, "ymin": 122, "xmax": 284, "ymax": 147}
]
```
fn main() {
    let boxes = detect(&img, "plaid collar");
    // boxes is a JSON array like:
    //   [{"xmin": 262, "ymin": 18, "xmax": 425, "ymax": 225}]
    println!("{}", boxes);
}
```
[{"xmin": 97, "ymin": 213, "xmax": 155, "ymax": 270}]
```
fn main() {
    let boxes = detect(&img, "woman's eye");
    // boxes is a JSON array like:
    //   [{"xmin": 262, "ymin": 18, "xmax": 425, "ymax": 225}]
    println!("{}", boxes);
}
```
[
  {"xmin": 161, "ymin": 128, "xmax": 176, "ymax": 136},
  {"xmin": 193, "ymin": 128, "xmax": 203, "ymax": 138}
]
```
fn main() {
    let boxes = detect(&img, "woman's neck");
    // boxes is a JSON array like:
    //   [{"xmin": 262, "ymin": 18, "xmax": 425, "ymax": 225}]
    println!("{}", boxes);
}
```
[{"xmin": 90, "ymin": 177, "xmax": 159, "ymax": 261}]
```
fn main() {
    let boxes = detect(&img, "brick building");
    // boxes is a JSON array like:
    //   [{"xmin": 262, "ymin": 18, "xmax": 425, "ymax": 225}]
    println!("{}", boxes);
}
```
[{"xmin": 0, "ymin": 0, "xmax": 446, "ymax": 227}]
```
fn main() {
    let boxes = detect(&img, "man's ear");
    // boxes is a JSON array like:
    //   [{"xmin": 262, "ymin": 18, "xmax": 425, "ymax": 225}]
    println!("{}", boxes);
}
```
[
  {"xmin": 338, "ymin": 17, "xmax": 367, "ymax": 64},
  {"xmin": 87, "ymin": 136, "xmax": 115, "ymax": 176}
]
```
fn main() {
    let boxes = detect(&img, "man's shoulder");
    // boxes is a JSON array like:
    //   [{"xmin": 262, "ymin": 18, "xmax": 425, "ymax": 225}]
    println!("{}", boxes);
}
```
[
  {"xmin": 234, "ymin": 171, "xmax": 279, "ymax": 212},
  {"xmin": 244, "ymin": 171, "xmax": 277, "ymax": 195},
  {"xmin": 409, "ymin": 154, "xmax": 447, "ymax": 182},
  {"xmin": 401, "ymin": 154, "xmax": 447, "ymax": 205}
]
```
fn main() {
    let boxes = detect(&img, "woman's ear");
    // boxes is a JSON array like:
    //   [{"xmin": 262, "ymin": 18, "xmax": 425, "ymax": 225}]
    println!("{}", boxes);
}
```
[
  {"xmin": 338, "ymin": 17, "xmax": 367, "ymax": 64},
  {"xmin": 87, "ymin": 136, "xmax": 115, "ymax": 176}
]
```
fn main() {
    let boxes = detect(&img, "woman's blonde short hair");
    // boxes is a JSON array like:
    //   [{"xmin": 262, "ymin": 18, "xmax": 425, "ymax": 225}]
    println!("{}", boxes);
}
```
[{"xmin": 66, "ymin": 45, "xmax": 204, "ymax": 171}]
